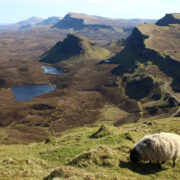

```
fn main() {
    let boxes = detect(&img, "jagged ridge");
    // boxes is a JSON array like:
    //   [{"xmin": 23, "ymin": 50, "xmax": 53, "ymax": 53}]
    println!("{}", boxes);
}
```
[
  {"xmin": 156, "ymin": 13, "xmax": 180, "ymax": 26},
  {"xmin": 111, "ymin": 17, "xmax": 180, "ymax": 92},
  {"xmin": 40, "ymin": 33, "xmax": 110, "ymax": 64}
]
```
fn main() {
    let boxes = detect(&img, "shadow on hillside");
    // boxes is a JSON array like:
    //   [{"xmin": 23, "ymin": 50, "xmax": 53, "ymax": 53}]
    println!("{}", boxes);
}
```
[{"xmin": 119, "ymin": 161, "xmax": 167, "ymax": 175}]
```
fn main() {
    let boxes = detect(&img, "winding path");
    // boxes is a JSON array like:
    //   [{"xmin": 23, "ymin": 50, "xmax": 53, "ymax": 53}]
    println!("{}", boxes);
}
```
[{"xmin": 163, "ymin": 83, "xmax": 180, "ymax": 117}]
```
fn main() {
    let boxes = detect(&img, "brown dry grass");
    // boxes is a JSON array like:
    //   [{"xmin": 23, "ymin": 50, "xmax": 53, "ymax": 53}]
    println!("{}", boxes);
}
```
[{"xmin": 137, "ymin": 24, "xmax": 180, "ymax": 62}]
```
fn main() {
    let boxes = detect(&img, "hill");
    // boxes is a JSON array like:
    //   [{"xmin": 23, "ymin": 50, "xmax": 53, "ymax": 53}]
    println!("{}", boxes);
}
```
[
  {"xmin": 0, "ymin": 16, "xmax": 61, "ymax": 32},
  {"xmin": 38, "ymin": 17, "xmax": 62, "ymax": 26},
  {"xmin": 111, "ymin": 13, "xmax": 180, "ymax": 86},
  {"xmin": 1, "ymin": 13, "xmax": 180, "ymax": 179},
  {"xmin": 40, "ymin": 33, "xmax": 111, "ymax": 64},
  {"xmin": 156, "ymin": 13, "xmax": 180, "ymax": 26},
  {"xmin": 54, "ymin": 12, "xmax": 155, "ymax": 30},
  {"xmin": 53, "ymin": 12, "xmax": 156, "ymax": 43},
  {"xmin": 0, "ymin": 13, "xmax": 156, "ymax": 61},
  {"xmin": 108, "ymin": 13, "xmax": 180, "ymax": 117},
  {"xmin": 0, "ymin": 117, "xmax": 180, "ymax": 179}
]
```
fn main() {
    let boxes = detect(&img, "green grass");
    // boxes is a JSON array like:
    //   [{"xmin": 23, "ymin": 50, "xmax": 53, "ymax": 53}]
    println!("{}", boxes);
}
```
[
  {"xmin": 40, "ymin": 33, "xmax": 111, "ymax": 64},
  {"xmin": 0, "ymin": 117, "xmax": 180, "ymax": 179}
]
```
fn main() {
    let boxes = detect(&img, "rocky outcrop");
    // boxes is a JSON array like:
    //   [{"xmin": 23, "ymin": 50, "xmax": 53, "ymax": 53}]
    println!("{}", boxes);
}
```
[
  {"xmin": 40, "ymin": 33, "xmax": 110, "ymax": 64},
  {"xmin": 53, "ymin": 13, "xmax": 114, "ymax": 30},
  {"xmin": 111, "ymin": 19, "xmax": 180, "ymax": 92},
  {"xmin": 156, "ymin": 13, "xmax": 180, "ymax": 26}
]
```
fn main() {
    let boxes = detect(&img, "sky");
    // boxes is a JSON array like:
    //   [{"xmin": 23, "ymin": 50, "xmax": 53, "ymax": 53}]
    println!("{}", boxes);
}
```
[{"xmin": 0, "ymin": 0, "xmax": 180, "ymax": 24}]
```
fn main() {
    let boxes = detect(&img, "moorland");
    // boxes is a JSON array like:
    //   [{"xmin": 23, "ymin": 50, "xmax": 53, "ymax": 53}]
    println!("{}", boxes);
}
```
[{"xmin": 0, "ymin": 12, "xmax": 180, "ymax": 179}]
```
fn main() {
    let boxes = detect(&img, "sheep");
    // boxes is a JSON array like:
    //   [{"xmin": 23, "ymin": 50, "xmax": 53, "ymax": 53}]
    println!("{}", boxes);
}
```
[{"xmin": 130, "ymin": 132, "xmax": 180, "ymax": 168}]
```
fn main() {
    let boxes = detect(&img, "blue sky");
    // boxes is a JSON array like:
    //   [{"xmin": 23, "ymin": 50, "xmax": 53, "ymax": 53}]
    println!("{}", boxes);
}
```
[{"xmin": 0, "ymin": 0, "xmax": 180, "ymax": 23}]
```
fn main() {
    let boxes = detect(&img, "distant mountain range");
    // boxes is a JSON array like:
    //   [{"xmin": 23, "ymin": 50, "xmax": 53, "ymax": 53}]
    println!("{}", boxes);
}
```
[
  {"xmin": 0, "ymin": 16, "xmax": 62, "ymax": 32},
  {"xmin": 52, "ymin": 12, "xmax": 157, "ymax": 44},
  {"xmin": 53, "ymin": 12, "xmax": 157, "ymax": 30},
  {"xmin": 0, "ymin": 12, "xmax": 156, "ymax": 34}
]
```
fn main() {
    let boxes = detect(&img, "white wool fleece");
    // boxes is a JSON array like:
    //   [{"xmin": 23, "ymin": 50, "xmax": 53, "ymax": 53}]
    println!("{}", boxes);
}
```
[{"xmin": 134, "ymin": 132, "xmax": 180, "ymax": 163}]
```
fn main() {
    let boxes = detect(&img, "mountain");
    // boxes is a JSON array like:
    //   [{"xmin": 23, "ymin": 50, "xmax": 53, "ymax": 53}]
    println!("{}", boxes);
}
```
[
  {"xmin": 130, "ymin": 19, "xmax": 157, "ymax": 24},
  {"xmin": 52, "ymin": 12, "xmax": 156, "ymax": 44},
  {"xmin": 0, "ymin": 16, "xmax": 62, "ymax": 32},
  {"xmin": 38, "ymin": 16, "xmax": 62, "ymax": 25},
  {"xmin": 17, "ymin": 17, "xmax": 44, "ymax": 29},
  {"xmin": 107, "ymin": 13, "xmax": 180, "ymax": 117},
  {"xmin": 40, "ymin": 33, "xmax": 111, "ymax": 64},
  {"xmin": 156, "ymin": 13, "xmax": 180, "ymax": 26},
  {"xmin": 54, "ymin": 12, "xmax": 155, "ymax": 30}
]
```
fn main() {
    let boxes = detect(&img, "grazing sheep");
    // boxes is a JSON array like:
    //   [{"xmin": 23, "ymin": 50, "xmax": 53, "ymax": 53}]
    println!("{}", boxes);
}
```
[{"xmin": 130, "ymin": 132, "xmax": 180, "ymax": 168}]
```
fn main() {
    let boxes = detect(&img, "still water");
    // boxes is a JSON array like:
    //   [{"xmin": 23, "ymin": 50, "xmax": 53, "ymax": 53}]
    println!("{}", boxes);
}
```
[{"xmin": 12, "ymin": 84, "xmax": 56, "ymax": 101}]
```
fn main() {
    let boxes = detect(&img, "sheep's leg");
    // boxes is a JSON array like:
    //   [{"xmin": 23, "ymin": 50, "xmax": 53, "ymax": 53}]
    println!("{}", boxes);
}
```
[
  {"xmin": 157, "ymin": 162, "xmax": 161, "ymax": 169},
  {"xmin": 172, "ymin": 162, "xmax": 175, "ymax": 168},
  {"xmin": 172, "ymin": 158, "xmax": 176, "ymax": 168},
  {"xmin": 172, "ymin": 156, "xmax": 178, "ymax": 168}
]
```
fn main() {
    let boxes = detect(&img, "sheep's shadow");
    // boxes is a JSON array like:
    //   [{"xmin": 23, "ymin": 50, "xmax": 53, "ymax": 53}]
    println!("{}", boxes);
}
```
[{"xmin": 119, "ymin": 161, "xmax": 167, "ymax": 175}]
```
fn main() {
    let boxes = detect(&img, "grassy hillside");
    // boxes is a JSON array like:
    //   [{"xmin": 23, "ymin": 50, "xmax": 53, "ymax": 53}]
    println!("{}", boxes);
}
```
[
  {"xmin": 40, "ymin": 33, "xmax": 111, "ymax": 64},
  {"xmin": 111, "ymin": 14, "xmax": 180, "ymax": 93},
  {"xmin": 0, "ymin": 117, "xmax": 180, "ymax": 179}
]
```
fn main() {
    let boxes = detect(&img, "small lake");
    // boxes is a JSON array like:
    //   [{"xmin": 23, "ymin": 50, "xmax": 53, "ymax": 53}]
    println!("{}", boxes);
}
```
[
  {"xmin": 12, "ymin": 84, "xmax": 56, "ymax": 101},
  {"xmin": 41, "ymin": 66, "xmax": 63, "ymax": 74}
]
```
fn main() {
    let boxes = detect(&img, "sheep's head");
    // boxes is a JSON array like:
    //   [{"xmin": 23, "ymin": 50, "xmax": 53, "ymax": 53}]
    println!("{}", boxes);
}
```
[{"xmin": 130, "ymin": 148, "xmax": 141, "ymax": 163}]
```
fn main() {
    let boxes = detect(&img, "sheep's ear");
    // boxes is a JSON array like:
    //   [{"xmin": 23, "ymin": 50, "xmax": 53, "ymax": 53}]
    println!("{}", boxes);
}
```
[{"xmin": 129, "ymin": 149, "xmax": 133, "ymax": 153}]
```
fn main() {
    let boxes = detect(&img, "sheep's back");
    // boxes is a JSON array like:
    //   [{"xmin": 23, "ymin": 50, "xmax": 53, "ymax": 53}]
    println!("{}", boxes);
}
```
[{"xmin": 135, "ymin": 132, "xmax": 180, "ymax": 162}]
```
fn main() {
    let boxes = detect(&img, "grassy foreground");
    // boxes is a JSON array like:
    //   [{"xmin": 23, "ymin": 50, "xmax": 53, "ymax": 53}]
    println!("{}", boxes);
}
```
[{"xmin": 0, "ymin": 117, "xmax": 180, "ymax": 180}]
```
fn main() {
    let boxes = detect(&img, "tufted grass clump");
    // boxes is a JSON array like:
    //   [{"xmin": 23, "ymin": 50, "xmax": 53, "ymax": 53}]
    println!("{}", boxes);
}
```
[{"xmin": 89, "ymin": 124, "xmax": 112, "ymax": 138}]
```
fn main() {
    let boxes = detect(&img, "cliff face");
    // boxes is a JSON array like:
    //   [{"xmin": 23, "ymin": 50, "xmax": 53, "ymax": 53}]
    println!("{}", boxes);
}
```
[
  {"xmin": 111, "ymin": 15, "xmax": 180, "ymax": 92},
  {"xmin": 53, "ymin": 13, "xmax": 114, "ymax": 30},
  {"xmin": 156, "ymin": 13, "xmax": 180, "ymax": 26}
]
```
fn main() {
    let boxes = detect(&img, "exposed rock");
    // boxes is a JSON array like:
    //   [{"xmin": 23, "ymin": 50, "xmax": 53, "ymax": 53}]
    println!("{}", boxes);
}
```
[
  {"xmin": 40, "ymin": 33, "xmax": 110, "ymax": 64},
  {"xmin": 156, "ymin": 13, "xmax": 180, "ymax": 26}
]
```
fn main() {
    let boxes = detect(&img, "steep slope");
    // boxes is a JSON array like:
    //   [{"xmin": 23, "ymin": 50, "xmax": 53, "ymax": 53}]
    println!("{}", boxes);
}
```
[
  {"xmin": 0, "ymin": 16, "xmax": 62, "ymax": 32},
  {"xmin": 40, "ymin": 33, "xmax": 111, "ymax": 64},
  {"xmin": 38, "ymin": 17, "xmax": 62, "ymax": 26},
  {"xmin": 108, "ymin": 14, "xmax": 180, "ymax": 118},
  {"xmin": 53, "ymin": 12, "xmax": 156, "ymax": 44},
  {"xmin": 111, "ymin": 13, "xmax": 180, "ymax": 90},
  {"xmin": 17, "ymin": 17, "xmax": 44, "ymax": 29},
  {"xmin": 156, "ymin": 13, "xmax": 180, "ymax": 26},
  {"xmin": 53, "ymin": 12, "xmax": 140, "ymax": 30},
  {"xmin": 0, "ymin": 117, "xmax": 180, "ymax": 179}
]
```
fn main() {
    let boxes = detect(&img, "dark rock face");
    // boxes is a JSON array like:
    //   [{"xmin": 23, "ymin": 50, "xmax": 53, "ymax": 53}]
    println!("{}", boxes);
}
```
[
  {"xmin": 111, "ymin": 26, "xmax": 180, "ymax": 92},
  {"xmin": 39, "ymin": 17, "xmax": 61, "ymax": 25},
  {"xmin": 54, "ymin": 14, "xmax": 85, "ymax": 30},
  {"xmin": 156, "ymin": 13, "xmax": 180, "ymax": 26},
  {"xmin": 125, "ymin": 77, "xmax": 154, "ymax": 100},
  {"xmin": 129, "ymin": 28, "xmax": 149, "ymax": 53},
  {"xmin": 56, "ymin": 34, "xmax": 83, "ymax": 55},
  {"xmin": 54, "ymin": 13, "xmax": 114, "ymax": 30},
  {"xmin": 0, "ymin": 78, "xmax": 6, "ymax": 87},
  {"xmin": 40, "ymin": 34, "xmax": 83, "ymax": 64},
  {"xmin": 30, "ymin": 104, "xmax": 55, "ymax": 111}
]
